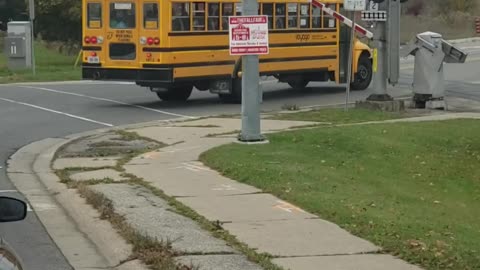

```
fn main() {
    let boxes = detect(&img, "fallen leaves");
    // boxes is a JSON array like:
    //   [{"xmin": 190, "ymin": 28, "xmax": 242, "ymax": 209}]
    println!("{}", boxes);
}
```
[{"xmin": 407, "ymin": 239, "xmax": 427, "ymax": 251}]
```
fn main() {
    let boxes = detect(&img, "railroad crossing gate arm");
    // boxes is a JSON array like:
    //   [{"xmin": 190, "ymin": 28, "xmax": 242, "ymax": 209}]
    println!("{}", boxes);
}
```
[{"xmin": 310, "ymin": 0, "xmax": 374, "ymax": 39}]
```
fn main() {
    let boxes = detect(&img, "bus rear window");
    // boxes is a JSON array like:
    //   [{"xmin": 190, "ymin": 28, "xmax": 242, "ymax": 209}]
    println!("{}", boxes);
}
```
[
  {"xmin": 144, "ymin": 3, "xmax": 159, "ymax": 29},
  {"xmin": 110, "ymin": 2, "xmax": 136, "ymax": 29},
  {"xmin": 87, "ymin": 3, "xmax": 102, "ymax": 28}
]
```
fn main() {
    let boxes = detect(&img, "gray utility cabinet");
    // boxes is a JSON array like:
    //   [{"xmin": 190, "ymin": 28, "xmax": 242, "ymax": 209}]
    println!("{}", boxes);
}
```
[{"xmin": 4, "ymin": 21, "xmax": 32, "ymax": 70}]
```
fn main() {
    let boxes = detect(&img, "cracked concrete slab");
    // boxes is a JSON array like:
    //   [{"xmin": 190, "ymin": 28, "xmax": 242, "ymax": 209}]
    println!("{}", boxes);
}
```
[
  {"xmin": 133, "ymin": 126, "xmax": 228, "ymax": 145},
  {"xmin": 89, "ymin": 184, "xmax": 235, "ymax": 254},
  {"xmin": 70, "ymin": 169, "xmax": 128, "ymax": 182},
  {"xmin": 132, "ymin": 118, "xmax": 313, "ymax": 145},
  {"xmin": 223, "ymin": 219, "xmax": 379, "ymax": 257},
  {"xmin": 53, "ymin": 157, "xmax": 119, "ymax": 170},
  {"xmin": 127, "ymin": 138, "xmax": 232, "ymax": 165},
  {"xmin": 176, "ymin": 254, "xmax": 263, "ymax": 270},
  {"xmin": 171, "ymin": 118, "xmax": 315, "ymax": 130},
  {"xmin": 124, "ymin": 163, "xmax": 261, "ymax": 197},
  {"xmin": 272, "ymin": 254, "xmax": 422, "ymax": 270},
  {"xmin": 177, "ymin": 194, "xmax": 317, "ymax": 222}
]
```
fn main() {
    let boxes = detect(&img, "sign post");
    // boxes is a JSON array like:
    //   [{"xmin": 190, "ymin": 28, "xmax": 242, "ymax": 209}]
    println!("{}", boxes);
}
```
[
  {"xmin": 343, "ymin": 0, "xmax": 366, "ymax": 111},
  {"xmin": 28, "ymin": 0, "xmax": 36, "ymax": 76},
  {"xmin": 229, "ymin": 5, "xmax": 269, "ymax": 142}
]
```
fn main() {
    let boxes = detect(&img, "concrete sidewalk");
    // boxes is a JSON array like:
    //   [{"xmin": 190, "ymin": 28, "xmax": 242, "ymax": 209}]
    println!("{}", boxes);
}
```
[
  {"xmin": 121, "ymin": 117, "xmax": 426, "ymax": 270},
  {"xmin": 47, "ymin": 113, "xmax": 480, "ymax": 269}
]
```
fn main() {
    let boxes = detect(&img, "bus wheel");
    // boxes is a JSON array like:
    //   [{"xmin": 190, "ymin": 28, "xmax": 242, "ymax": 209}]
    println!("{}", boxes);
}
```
[
  {"xmin": 194, "ymin": 81, "xmax": 210, "ymax": 91},
  {"xmin": 351, "ymin": 55, "xmax": 373, "ymax": 91},
  {"xmin": 288, "ymin": 79, "xmax": 309, "ymax": 90},
  {"xmin": 156, "ymin": 85, "xmax": 193, "ymax": 102},
  {"xmin": 218, "ymin": 78, "xmax": 242, "ymax": 104}
]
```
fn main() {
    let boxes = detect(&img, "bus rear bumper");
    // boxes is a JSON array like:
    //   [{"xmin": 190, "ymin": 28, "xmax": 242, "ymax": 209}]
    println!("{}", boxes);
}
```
[{"xmin": 82, "ymin": 66, "xmax": 174, "ymax": 86}]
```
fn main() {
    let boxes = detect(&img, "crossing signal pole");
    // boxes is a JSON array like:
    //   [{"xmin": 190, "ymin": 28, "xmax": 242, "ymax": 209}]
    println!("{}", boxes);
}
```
[{"xmin": 362, "ymin": 0, "xmax": 406, "ymax": 103}]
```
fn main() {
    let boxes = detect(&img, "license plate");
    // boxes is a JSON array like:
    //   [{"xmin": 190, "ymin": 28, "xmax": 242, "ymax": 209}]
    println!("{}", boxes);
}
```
[
  {"xmin": 209, "ymin": 80, "xmax": 231, "ymax": 94},
  {"xmin": 87, "ymin": 56, "xmax": 100, "ymax": 64}
]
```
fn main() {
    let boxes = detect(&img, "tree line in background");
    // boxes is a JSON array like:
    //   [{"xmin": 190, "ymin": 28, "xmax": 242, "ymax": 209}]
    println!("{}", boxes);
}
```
[
  {"xmin": 0, "ymin": 0, "xmax": 80, "ymax": 46},
  {"xmin": 404, "ymin": 0, "xmax": 478, "ymax": 16},
  {"xmin": 0, "ymin": 0, "xmax": 478, "ymax": 44}
]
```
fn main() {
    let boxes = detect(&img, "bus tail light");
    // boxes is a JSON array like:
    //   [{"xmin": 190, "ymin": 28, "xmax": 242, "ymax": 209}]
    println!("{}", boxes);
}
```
[
  {"xmin": 140, "ymin": 37, "xmax": 147, "ymax": 45},
  {"xmin": 154, "ymin": 37, "xmax": 160, "ymax": 45},
  {"xmin": 147, "ymin": 37, "xmax": 154, "ymax": 45},
  {"xmin": 90, "ymin": 36, "xmax": 98, "ymax": 44},
  {"xmin": 84, "ymin": 36, "xmax": 91, "ymax": 44},
  {"xmin": 97, "ymin": 36, "xmax": 104, "ymax": 44}
]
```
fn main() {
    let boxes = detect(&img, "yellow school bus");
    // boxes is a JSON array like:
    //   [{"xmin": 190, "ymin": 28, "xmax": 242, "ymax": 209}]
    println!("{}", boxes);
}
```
[{"xmin": 82, "ymin": 0, "xmax": 372, "ymax": 102}]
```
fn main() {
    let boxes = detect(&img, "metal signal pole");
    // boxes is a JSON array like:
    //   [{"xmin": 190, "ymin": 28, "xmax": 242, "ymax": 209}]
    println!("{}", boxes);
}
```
[{"xmin": 239, "ymin": 0, "xmax": 264, "ymax": 142}]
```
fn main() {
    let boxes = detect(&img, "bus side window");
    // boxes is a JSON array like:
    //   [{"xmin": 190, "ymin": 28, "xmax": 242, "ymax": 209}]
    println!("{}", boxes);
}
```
[
  {"xmin": 193, "ymin": 2, "xmax": 205, "ymax": 31},
  {"xmin": 299, "ymin": 4, "xmax": 310, "ymax": 28},
  {"xmin": 262, "ymin": 3, "xmax": 273, "ymax": 29},
  {"xmin": 87, "ymin": 3, "xmax": 102, "ymax": 28},
  {"xmin": 324, "ymin": 4, "xmax": 336, "ymax": 28},
  {"xmin": 172, "ymin": 3, "xmax": 190, "ymax": 31},
  {"xmin": 208, "ymin": 3, "xmax": 220, "ymax": 30},
  {"xmin": 312, "ymin": 5, "xmax": 321, "ymax": 28},
  {"xmin": 275, "ymin": 3, "xmax": 286, "ymax": 29},
  {"xmin": 144, "ymin": 3, "xmax": 159, "ymax": 29},
  {"xmin": 287, "ymin": 3, "xmax": 298, "ymax": 28},
  {"xmin": 221, "ymin": 3, "xmax": 234, "ymax": 30}
]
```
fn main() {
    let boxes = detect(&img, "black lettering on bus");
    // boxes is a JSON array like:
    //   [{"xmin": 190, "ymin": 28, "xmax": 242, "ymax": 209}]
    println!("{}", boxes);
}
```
[{"xmin": 296, "ymin": 34, "xmax": 310, "ymax": 42}]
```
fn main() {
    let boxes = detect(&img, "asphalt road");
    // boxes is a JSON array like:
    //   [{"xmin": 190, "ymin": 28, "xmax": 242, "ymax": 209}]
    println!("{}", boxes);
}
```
[{"xmin": 0, "ymin": 42, "xmax": 479, "ymax": 269}]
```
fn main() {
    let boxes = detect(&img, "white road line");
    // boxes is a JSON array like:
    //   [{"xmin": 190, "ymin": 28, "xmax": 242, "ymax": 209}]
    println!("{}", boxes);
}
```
[
  {"xmin": 19, "ymin": 86, "xmax": 195, "ymax": 119},
  {"xmin": 0, "ymin": 97, "xmax": 114, "ymax": 127},
  {"xmin": 2, "ymin": 81, "xmax": 135, "ymax": 86}
]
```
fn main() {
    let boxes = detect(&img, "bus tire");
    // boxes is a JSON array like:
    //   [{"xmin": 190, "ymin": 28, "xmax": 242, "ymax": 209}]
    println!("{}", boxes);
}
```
[
  {"xmin": 288, "ymin": 79, "xmax": 309, "ymax": 90},
  {"xmin": 156, "ymin": 85, "xmax": 193, "ymax": 102},
  {"xmin": 351, "ymin": 54, "xmax": 373, "ymax": 91},
  {"xmin": 218, "ymin": 78, "xmax": 242, "ymax": 104},
  {"xmin": 194, "ymin": 81, "xmax": 210, "ymax": 91}
]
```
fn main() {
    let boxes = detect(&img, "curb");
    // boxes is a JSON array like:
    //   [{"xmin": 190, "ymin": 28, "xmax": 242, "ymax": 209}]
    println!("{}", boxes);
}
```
[
  {"xmin": 5, "ymin": 115, "xmax": 200, "ymax": 270},
  {"xmin": 7, "ymin": 137, "xmax": 148, "ymax": 270}
]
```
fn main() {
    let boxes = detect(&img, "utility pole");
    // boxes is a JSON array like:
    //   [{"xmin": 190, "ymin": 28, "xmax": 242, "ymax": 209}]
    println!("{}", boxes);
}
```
[{"xmin": 238, "ymin": 0, "xmax": 264, "ymax": 142}]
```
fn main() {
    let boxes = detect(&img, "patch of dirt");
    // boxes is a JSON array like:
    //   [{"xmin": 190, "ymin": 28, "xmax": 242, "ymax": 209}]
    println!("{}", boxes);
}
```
[{"xmin": 58, "ymin": 132, "xmax": 161, "ymax": 158}]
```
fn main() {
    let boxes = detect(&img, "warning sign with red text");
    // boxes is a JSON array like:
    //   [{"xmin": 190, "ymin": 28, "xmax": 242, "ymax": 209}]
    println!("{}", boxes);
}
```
[{"xmin": 229, "ymin": 15, "xmax": 269, "ymax": 55}]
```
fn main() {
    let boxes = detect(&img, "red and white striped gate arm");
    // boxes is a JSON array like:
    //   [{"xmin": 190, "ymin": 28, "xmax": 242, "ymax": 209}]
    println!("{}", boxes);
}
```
[{"xmin": 310, "ymin": 0, "xmax": 374, "ymax": 39}]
